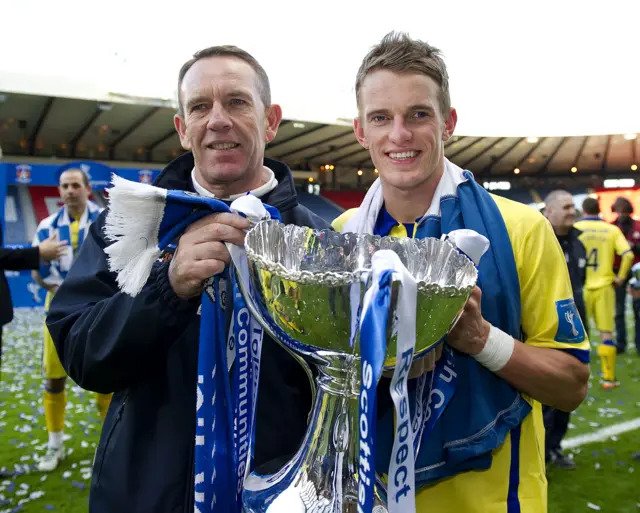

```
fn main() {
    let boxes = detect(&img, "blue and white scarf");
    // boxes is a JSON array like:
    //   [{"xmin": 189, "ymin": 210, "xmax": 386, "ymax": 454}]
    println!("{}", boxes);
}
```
[
  {"xmin": 103, "ymin": 175, "xmax": 280, "ymax": 513},
  {"xmin": 35, "ymin": 200, "xmax": 102, "ymax": 286}
]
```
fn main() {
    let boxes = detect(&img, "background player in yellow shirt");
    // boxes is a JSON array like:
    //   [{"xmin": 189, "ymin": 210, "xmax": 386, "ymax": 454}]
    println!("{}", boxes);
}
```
[
  {"xmin": 31, "ymin": 168, "xmax": 109, "ymax": 472},
  {"xmin": 574, "ymin": 197, "xmax": 633, "ymax": 388}
]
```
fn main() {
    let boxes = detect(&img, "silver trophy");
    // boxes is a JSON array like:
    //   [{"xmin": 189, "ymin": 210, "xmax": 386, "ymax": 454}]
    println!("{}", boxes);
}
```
[{"xmin": 236, "ymin": 221, "xmax": 477, "ymax": 513}]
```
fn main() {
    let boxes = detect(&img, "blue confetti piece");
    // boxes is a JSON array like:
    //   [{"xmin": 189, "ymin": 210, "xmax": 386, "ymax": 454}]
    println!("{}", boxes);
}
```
[
  {"xmin": 592, "ymin": 451, "xmax": 599, "ymax": 457},
  {"xmin": 9, "ymin": 439, "xmax": 17, "ymax": 445},
  {"xmin": 71, "ymin": 481, "xmax": 85, "ymax": 490},
  {"xmin": 603, "ymin": 449, "xmax": 616, "ymax": 454},
  {"xmin": 45, "ymin": 506, "xmax": 55, "ymax": 511}
]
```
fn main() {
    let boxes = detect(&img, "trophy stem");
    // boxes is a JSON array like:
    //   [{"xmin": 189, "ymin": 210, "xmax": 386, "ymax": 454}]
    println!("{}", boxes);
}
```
[{"xmin": 243, "ymin": 355, "xmax": 385, "ymax": 512}]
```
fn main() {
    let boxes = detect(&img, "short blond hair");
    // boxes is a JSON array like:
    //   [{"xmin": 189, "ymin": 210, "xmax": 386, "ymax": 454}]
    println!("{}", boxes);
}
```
[{"xmin": 355, "ymin": 31, "xmax": 451, "ymax": 118}]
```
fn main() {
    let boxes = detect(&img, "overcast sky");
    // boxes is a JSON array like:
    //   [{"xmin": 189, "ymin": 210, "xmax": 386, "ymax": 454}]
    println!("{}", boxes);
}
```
[{"xmin": 1, "ymin": 0, "xmax": 638, "ymax": 136}]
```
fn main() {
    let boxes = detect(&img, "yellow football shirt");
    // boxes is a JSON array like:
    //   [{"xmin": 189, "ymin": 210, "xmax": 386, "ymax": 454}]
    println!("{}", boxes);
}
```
[
  {"xmin": 69, "ymin": 217, "xmax": 80, "ymax": 254},
  {"xmin": 333, "ymin": 194, "xmax": 590, "ymax": 513},
  {"xmin": 573, "ymin": 217, "xmax": 632, "ymax": 290}
]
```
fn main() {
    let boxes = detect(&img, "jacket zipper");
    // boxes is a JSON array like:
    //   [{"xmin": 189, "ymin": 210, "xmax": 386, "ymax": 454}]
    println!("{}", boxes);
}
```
[
  {"xmin": 184, "ymin": 443, "xmax": 195, "ymax": 512},
  {"xmin": 95, "ymin": 394, "xmax": 127, "ymax": 483}
]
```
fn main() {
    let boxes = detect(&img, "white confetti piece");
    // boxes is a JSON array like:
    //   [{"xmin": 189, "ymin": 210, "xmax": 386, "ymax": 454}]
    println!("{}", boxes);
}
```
[
  {"xmin": 19, "ymin": 484, "xmax": 28, "ymax": 490},
  {"xmin": 29, "ymin": 491, "xmax": 45, "ymax": 500},
  {"xmin": 587, "ymin": 502, "xmax": 601, "ymax": 510},
  {"xmin": 15, "ymin": 490, "xmax": 27, "ymax": 497},
  {"xmin": 80, "ymin": 460, "xmax": 92, "ymax": 465},
  {"xmin": 594, "ymin": 462, "xmax": 601, "ymax": 469},
  {"xmin": 80, "ymin": 441, "xmax": 89, "ymax": 448},
  {"xmin": 40, "ymin": 476, "xmax": 47, "ymax": 482},
  {"xmin": 63, "ymin": 471, "xmax": 72, "ymax": 479}
]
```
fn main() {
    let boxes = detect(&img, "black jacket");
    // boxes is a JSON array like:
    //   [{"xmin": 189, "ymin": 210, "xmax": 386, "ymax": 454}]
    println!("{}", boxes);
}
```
[
  {"xmin": 556, "ymin": 226, "xmax": 587, "ymax": 318},
  {"xmin": 46, "ymin": 154, "xmax": 329, "ymax": 513},
  {"xmin": 0, "ymin": 224, "xmax": 40, "ymax": 326},
  {"xmin": 556, "ymin": 226, "xmax": 586, "ymax": 294}
]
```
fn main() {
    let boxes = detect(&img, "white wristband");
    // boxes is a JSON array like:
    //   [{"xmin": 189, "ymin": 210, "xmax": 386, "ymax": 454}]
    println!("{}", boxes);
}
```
[{"xmin": 472, "ymin": 324, "xmax": 515, "ymax": 372}]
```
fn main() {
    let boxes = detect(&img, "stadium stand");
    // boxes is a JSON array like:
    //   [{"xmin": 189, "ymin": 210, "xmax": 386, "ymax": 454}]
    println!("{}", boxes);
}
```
[
  {"xmin": 4, "ymin": 186, "xmax": 27, "ymax": 245},
  {"xmin": 296, "ymin": 189, "xmax": 344, "ymax": 223},
  {"xmin": 320, "ymin": 191, "xmax": 366, "ymax": 211}
]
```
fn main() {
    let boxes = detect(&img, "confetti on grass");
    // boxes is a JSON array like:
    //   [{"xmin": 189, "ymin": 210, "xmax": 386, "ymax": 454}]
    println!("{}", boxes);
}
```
[{"xmin": 0, "ymin": 311, "xmax": 104, "ymax": 512}]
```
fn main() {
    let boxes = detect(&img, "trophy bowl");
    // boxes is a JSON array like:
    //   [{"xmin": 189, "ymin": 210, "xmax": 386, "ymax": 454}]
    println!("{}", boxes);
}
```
[
  {"xmin": 243, "ymin": 220, "xmax": 477, "ymax": 368},
  {"xmin": 239, "ymin": 221, "xmax": 477, "ymax": 513}
]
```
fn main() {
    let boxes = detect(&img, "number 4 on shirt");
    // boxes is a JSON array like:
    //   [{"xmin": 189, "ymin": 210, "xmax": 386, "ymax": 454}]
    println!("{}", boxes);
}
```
[{"xmin": 586, "ymin": 248, "xmax": 598, "ymax": 270}]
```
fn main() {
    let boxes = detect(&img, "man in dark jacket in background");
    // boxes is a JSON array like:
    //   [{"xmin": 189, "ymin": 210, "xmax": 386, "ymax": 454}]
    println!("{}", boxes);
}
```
[
  {"xmin": 543, "ymin": 190, "xmax": 587, "ymax": 469},
  {"xmin": 611, "ymin": 196, "xmax": 640, "ymax": 355},
  {"xmin": 46, "ymin": 46, "xmax": 328, "ymax": 513}
]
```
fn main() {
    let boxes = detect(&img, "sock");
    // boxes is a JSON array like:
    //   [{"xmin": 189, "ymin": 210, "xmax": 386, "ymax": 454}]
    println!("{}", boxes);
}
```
[
  {"xmin": 597, "ymin": 339, "xmax": 617, "ymax": 382},
  {"xmin": 96, "ymin": 393, "xmax": 113, "ymax": 421},
  {"xmin": 48, "ymin": 431, "xmax": 64, "ymax": 449},
  {"xmin": 43, "ymin": 390, "xmax": 66, "ymax": 447}
]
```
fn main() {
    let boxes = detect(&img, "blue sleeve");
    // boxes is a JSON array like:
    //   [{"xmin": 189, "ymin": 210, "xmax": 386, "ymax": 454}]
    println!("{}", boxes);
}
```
[{"xmin": 0, "ymin": 246, "xmax": 40, "ymax": 271}]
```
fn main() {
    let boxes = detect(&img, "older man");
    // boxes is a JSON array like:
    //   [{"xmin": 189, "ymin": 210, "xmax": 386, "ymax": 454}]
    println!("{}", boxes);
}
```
[{"xmin": 46, "ymin": 46, "xmax": 328, "ymax": 513}]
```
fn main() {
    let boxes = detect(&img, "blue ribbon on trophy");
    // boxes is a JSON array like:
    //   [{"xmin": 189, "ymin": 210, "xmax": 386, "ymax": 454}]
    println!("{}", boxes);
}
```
[{"xmin": 357, "ymin": 229, "xmax": 489, "ymax": 513}]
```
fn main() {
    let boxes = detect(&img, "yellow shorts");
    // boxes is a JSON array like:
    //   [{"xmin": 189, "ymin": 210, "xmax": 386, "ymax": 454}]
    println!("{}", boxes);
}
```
[
  {"xmin": 43, "ymin": 291, "xmax": 67, "ymax": 380},
  {"xmin": 584, "ymin": 285, "xmax": 615, "ymax": 333}
]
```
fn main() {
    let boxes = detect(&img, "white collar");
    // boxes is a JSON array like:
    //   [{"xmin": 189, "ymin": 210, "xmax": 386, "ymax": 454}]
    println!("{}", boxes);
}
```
[
  {"xmin": 422, "ymin": 159, "xmax": 469, "ymax": 219},
  {"xmin": 190, "ymin": 167, "xmax": 278, "ymax": 201}
]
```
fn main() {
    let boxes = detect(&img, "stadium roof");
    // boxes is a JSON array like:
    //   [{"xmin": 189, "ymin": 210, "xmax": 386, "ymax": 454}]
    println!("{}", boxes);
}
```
[{"xmin": 0, "ymin": 92, "xmax": 638, "ymax": 188}]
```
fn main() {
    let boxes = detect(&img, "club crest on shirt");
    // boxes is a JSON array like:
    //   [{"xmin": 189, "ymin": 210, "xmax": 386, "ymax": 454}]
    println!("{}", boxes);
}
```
[{"xmin": 554, "ymin": 298, "xmax": 585, "ymax": 343}]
